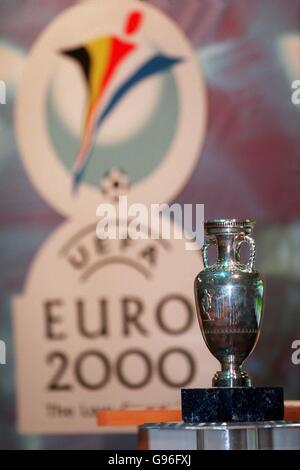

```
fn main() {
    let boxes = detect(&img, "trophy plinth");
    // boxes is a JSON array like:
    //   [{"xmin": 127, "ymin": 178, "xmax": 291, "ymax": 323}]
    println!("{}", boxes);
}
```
[{"xmin": 181, "ymin": 387, "xmax": 284, "ymax": 423}]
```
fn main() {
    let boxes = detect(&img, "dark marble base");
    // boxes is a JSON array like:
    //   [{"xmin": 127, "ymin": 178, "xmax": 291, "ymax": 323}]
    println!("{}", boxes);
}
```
[{"xmin": 181, "ymin": 387, "xmax": 284, "ymax": 423}]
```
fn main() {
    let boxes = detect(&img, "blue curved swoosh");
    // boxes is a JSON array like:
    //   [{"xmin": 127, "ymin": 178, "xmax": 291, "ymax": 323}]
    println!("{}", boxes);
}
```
[{"xmin": 73, "ymin": 53, "xmax": 182, "ymax": 189}]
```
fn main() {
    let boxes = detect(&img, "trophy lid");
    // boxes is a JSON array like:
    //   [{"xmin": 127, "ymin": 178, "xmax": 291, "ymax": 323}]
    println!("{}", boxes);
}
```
[{"xmin": 204, "ymin": 219, "xmax": 255, "ymax": 235}]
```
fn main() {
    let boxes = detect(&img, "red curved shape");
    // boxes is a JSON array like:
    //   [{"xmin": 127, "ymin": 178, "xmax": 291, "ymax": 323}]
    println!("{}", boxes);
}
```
[{"xmin": 125, "ymin": 11, "xmax": 143, "ymax": 35}]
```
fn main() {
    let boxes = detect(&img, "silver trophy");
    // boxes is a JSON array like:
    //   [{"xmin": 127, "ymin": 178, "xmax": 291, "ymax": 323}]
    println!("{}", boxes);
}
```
[{"xmin": 194, "ymin": 219, "xmax": 264, "ymax": 387}]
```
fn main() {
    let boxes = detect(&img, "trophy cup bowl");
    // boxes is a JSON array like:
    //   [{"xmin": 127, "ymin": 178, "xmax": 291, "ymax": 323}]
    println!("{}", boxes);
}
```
[{"xmin": 194, "ymin": 219, "xmax": 264, "ymax": 387}]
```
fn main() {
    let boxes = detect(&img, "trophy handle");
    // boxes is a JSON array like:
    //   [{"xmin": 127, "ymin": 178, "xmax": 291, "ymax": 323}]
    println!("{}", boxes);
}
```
[
  {"xmin": 237, "ymin": 235, "xmax": 256, "ymax": 271},
  {"xmin": 202, "ymin": 238, "xmax": 216, "ymax": 268}
]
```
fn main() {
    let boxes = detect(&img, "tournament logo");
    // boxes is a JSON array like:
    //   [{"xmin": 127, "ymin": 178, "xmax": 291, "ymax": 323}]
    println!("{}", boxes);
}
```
[
  {"xmin": 16, "ymin": 0, "xmax": 207, "ymax": 215},
  {"xmin": 61, "ymin": 11, "xmax": 181, "ymax": 191}
]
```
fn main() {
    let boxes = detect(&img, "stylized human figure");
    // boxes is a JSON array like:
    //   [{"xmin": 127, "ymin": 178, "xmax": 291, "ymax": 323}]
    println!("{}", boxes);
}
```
[{"xmin": 62, "ymin": 11, "xmax": 182, "ymax": 191}]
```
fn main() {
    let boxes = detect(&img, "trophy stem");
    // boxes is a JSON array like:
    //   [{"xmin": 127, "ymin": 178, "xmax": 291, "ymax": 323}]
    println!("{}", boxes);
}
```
[{"xmin": 213, "ymin": 355, "xmax": 251, "ymax": 387}]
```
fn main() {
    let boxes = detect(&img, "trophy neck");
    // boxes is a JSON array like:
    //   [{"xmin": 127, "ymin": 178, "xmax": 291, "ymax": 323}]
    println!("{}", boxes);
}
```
[
  {"xmin": 215, "ymin": 233, "xmax": 238, "ymax": 264},
  {"xmin": 204, "ymin": 219, "xmax": 255, "ymax": 268}
]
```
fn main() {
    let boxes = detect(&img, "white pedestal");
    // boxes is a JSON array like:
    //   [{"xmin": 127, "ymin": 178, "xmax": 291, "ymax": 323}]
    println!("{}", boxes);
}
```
[{"xmin": 141, "ymin": 421, "xmax": 300, "ymax": 450}]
